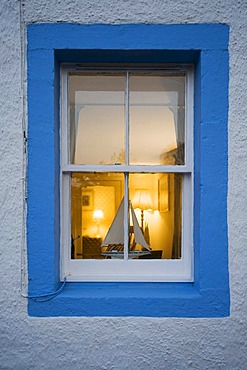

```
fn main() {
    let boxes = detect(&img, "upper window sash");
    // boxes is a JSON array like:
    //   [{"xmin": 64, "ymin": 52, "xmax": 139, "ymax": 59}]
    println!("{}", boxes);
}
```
[{"xmin": 61, "ymin": 65, "xmax": 194, "ymax": 172}]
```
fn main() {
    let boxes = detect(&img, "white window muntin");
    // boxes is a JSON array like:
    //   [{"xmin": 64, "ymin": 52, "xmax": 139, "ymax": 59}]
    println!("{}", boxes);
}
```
[{"xmin": 60, "ymin": 65, "xmax": 194, "ymax": 282}]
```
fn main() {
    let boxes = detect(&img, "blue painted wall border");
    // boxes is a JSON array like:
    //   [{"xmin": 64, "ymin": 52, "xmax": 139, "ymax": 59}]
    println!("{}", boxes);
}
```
[{"xmin": 27, "ymin": 23, "xmax": 230, "ymax": 317}]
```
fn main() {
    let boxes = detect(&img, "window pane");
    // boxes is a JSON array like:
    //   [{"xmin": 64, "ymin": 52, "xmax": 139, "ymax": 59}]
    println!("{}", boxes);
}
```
[
  {"xmin": 69, "ymin": 74, "xmax": 125, "ymax": 165},
  {"xmin": 129, "ymin": 75, "xmax": 185, "ymax": 165},
  {"xmin": 129, "ymin": 173, "xmax": 182, "ymax": 259},
  {"xmin": 71, "ymin": 172, "xmax": 182, "ymax": 260},
  {"xmin": 71, "ymin": 172, "xmax": 124, "ymax": 259}
]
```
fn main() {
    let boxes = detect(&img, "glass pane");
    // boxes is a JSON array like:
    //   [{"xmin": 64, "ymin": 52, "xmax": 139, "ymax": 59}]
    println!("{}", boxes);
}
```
[
  {"xmin": 71, "ymin": 172, "xmax": 182, "ymax": 260},
  {"xmin": 69, "ymin": 74, "xmax": 125, "ymax": 165},
  {"xmin": 71, "ymin": 172, "xmax": 124, "ymax": 259},
  {"xmin": 129, "ymin": 74, "xmax": 185, "ymax": 165},
  {"xmin": 129, "ymin": 173, "xmax": 182, "ymax": 259}
]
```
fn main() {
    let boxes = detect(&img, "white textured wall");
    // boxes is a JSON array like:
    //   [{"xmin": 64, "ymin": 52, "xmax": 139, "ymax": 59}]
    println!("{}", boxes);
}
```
[{"xmin": 0, "ymin": 1, "xmax": 247, "ymax": 369}]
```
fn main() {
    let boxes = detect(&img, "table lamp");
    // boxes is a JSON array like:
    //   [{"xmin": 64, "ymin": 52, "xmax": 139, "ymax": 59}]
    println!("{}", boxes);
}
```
[{"xmin": 132, "ymin": 189, "xmax": 153, "ymax": 231}]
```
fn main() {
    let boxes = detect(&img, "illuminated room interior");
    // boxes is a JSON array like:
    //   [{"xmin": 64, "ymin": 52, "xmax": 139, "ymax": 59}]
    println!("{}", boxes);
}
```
[{"xmin": 71, "ymin": 171, "xmax": 182, "ymax": 260}]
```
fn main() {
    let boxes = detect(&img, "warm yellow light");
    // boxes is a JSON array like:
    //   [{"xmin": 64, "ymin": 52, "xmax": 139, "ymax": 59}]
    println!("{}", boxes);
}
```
[
  {"xmin": 93, "ymin": 209, "xmax": 104, "ymax": 221},
  {"xmin": 132, "ymin": 189, "xmax": 153, "ymax": 232}
]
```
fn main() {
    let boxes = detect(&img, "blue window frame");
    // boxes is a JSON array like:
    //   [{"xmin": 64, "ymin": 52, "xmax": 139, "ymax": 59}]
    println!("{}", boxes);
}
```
[{"xmin": 27, "ymin": 24, "xmax": 229, "ymax": 317}]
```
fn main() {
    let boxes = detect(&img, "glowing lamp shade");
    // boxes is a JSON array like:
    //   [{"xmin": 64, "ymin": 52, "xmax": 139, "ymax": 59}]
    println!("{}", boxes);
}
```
[
  {"xmin": 132, "ymin": 189, "xmax": 153, "ymax": 211},
  {"xmin": 132, "ymin": 189, "xmax": 153, "ymax": 232}
]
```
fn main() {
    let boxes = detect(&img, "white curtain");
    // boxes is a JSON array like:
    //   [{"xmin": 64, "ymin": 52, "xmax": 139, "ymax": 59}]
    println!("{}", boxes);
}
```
[
  {"xmin": 171, "ymin": 106, "xmax": 185, "ymax": 258},
  {"xmin": 70, "ymin": 105, "xmax": 83, "ymax": 164}
]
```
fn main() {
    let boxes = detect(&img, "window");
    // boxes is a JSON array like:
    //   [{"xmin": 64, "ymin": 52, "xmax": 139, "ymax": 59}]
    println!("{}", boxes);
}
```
[
  {"xmin": 27, "ymin": 23, "xmax": 229, "ymax": 317},
  {"xmin": 61, "ymin": 67, "xmax": 193, "ymax": 282}
]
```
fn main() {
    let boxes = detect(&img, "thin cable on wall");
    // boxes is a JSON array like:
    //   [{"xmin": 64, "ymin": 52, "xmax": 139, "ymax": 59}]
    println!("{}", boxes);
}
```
[
  {"xmin": 21, "ymin": 277, "xmax": 67, "ymax": 302},
  {"xmin": 19, "ymin": 0, "xmax": 28, "ymax": 298},
  {"xmin": 18, "ymin": 3, "xmax": 66, "ymax": 302}
]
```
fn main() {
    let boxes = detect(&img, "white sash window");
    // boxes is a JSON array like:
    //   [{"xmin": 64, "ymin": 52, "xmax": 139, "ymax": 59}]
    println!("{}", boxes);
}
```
[{"xmin": 61, "ymin": 65, "xmax": 193, "ymax": 282}]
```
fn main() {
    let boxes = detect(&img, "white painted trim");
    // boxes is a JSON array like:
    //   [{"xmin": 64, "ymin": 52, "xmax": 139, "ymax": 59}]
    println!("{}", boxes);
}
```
[
  {"xmin": 124, "ymin": 173, "xmax": 129, "ymax": 260},
  {"xmin": 186, "ymin": 66, "xmax": 194, "ymax": 166},
  {"xmin": 61, "ymin": 70, "xmax": 68, "ymax": 167},
  {"xmin": 61, "ymin": 164, "xmax": 193, "ymax": 173},
  {"xmin": 64, "ymin": 259, "xmax": 193, "ymax": 282},
  {"xmin": 124, "ymin": 73, "xmax": 130, "ymax": 260},
  {"xmin": 61, "ymin": 63, "xmax": 193, "ymax": 73}
]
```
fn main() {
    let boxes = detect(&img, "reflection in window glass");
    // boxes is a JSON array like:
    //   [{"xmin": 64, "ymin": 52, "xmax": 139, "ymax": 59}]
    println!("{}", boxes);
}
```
[
  {"xmin": 69, "ymin": 74, "xmax": 125, "ymax": 165},
  {"xmin": 129, "ymin": 75, "xmax": 185, "ymax": 165},
  {"xmin": 71, "ymin": 172, "xmax": 182, "ymax": 260},
  {"xmin": 69, "ymin": 73, "xmax": 185, "ymax": 166}
]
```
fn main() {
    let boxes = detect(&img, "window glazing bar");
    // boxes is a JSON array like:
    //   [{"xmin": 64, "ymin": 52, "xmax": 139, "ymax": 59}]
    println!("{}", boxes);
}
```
[
  {"xmin": 125, "ymin": 71, "xmax": 129, "ymax": 166},
  {"xmin": 124, "ymin": 173, "xmax": 129, "ymax": 260},
  {"xmin": 62, "ymin": 164, "xmax": 193, "ymax": 173}
]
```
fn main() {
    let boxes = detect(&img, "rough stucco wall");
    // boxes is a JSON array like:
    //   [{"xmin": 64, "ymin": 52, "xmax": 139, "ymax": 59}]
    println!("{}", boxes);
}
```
[{"xmin": 0, "ymin": 0, "xmax": 246, "ymax": 369}]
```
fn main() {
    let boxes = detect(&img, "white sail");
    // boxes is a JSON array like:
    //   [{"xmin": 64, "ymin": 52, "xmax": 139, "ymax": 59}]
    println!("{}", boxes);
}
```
[
  {"xmin": 101, "ymin": 198, "xmax": 124, "ymax": 246},
  {"xmin": 130, "ymin": 206, "xmax": 150, "ymax": 251},
  {"xmin": 101, "ymin": 198, "xmax": 150, "ymax": 251}
]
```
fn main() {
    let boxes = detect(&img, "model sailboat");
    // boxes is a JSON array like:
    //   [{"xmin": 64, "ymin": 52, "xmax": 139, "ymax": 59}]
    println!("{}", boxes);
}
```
[{"xmin": 101, "ymin": 198, "xmax": 151, "ymax": 259}]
